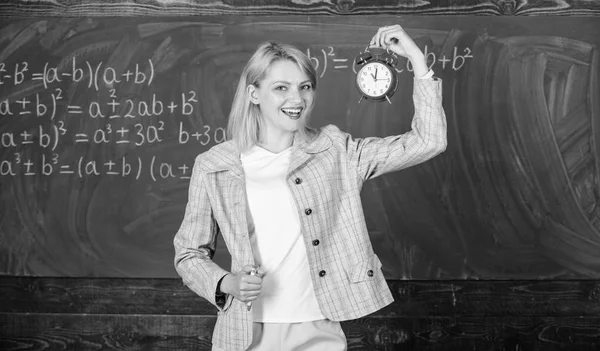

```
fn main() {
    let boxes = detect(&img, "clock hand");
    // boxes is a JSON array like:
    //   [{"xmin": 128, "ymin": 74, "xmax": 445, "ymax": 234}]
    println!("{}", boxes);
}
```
[{"xmin": 374, "ymin": 68, "xmax": 378, "ymax": 79}]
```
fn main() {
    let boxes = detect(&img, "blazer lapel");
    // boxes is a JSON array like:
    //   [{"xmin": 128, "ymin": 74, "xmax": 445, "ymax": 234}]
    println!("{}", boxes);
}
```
[
  {"xmin": 288, "ymin": 129, "xmax": 333, "ymax": 174},
  {"xmin": 199, "ymin": 141, "xmax": 255, "ymax": 265},
  {"xmin": 199, "ymin": 141, "xmax": 244, "ymax": 180}
]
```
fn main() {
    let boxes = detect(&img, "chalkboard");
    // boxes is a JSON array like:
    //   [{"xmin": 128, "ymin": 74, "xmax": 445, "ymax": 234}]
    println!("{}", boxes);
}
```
[{"xmin": 1, "ymin": 16, "xmax": 599, "ymax": 279}]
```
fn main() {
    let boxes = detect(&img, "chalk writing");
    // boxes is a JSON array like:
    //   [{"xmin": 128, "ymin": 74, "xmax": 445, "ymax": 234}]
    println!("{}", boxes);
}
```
[
  {"xmin": 0, "ymin": 56, "xmax": 227, "ymax": 181},
  {"xmin": 178, "ymin": 122, "xmax": 226, "ymax": 146},
  {"xmin": 306, "ymin": 45, "xmax": 474, "ymax": 78},
  {"xmin": 2, "ymin": 91, "xmax": 197, "ymax": 119},
  {"xmin": 0, "ymin": 58, "xmax": 155, "ymax": 90},
  {"xmin": 1, "ymin": 152, "xmax": 194, "ymax": 181},
  {"xmin": 0, "ymin": 42, "xmax": 473, "ymax": 181}
]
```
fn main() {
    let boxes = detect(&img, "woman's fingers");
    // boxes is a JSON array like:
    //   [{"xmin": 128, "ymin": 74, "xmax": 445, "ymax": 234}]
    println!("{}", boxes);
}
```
[
  {"xmin": 369, "ymin": 25, "xmax": 400, "ymax": 48},
  {"xmin": 379, "ymin": 25, "xmax": 401, "ymax": 47},
  {"xmin": 235, "ymin": 265, "xmax": 264, "ymax": 302},
  {"xmin": 369, "ymin": 24, "xmax": 424, "ymax": 59},
  {"xmin": 369, "ymin": 26, "xmax": 385, "ymax": 47},
  {"xmin": 241, "ymin": 274, "xmax": 262, "ymax": 287},
  {"xmin": 241, "ymin": 264, "xmax": 256, "ymax": 274},
  {"xmin": 239, "ymin": 280, "xmax": 262, "ymax": 302}
]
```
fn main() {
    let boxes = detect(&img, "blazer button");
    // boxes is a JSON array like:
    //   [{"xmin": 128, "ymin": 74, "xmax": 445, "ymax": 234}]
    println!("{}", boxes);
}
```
[
  {"xmin": 312, "ymin": 239, "xmax": 320, "ymax": 246},
  {"xmin": 367, "ymin": 270, "xmax": 374, "ymax": 277},
  {"xmin": 319, "ymin": 270, "xmax": 326, "ymax": 277},
  {"xmin": 305, "ymin": 208, "xmax": 312, "ymax": 215},
  {"xmin": 294, "ymin": 178, "xmax": 302, "ymax": 184}
]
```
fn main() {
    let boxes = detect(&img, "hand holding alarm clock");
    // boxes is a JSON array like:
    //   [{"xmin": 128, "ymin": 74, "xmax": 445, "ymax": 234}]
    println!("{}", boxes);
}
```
[{"xmin": 355, "ymin": 24, "xmax": 428, "ymax": 104}]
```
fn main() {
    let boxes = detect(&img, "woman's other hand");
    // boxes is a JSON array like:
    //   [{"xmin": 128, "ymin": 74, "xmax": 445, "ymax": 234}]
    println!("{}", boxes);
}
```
[{"xmin": 220, "ymin": 265, "xmax": 264, "ymax": 303}]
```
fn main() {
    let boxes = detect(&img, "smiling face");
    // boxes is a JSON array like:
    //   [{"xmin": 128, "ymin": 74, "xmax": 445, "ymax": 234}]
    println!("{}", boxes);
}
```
[{"xmin": 248, "ymin": 59, "xmax": 315, "ymax": 142}]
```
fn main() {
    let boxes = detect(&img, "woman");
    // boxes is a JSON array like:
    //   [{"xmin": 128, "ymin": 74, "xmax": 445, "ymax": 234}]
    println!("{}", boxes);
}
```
[{"xmin": 174, "ymin": 24, "xmax": 447, "ymax": 351}]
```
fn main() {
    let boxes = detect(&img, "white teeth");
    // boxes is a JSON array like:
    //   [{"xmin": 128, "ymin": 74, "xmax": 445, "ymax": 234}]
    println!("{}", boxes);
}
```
[
  {"xmin": 281, "ymin": 107, "xmax": 303, "ymax": 119},
  {"xmin": 281, "ymin": 108, "xmax": 302, "ymax": 114}
]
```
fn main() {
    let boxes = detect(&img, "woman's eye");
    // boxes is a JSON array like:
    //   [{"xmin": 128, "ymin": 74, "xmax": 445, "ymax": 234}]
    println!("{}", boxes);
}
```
[
  {"xmin": 301, "ymin": 85, "xmax": 312, "ymax": 90},
  {"xmin": 275, "ymin": 86, "xmax": 287, "ymax": 91}
]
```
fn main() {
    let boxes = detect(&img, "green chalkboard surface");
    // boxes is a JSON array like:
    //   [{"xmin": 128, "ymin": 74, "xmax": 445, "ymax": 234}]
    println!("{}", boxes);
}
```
[{"xmin": 1, "ymin": 16, "xmax": 599, "ymax": 279}]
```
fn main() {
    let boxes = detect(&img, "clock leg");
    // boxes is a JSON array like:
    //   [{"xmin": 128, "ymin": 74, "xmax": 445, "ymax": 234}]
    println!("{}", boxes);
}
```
[{"xmin": 385, "ymin": 95, "xmax": 392, "ymax": 104}]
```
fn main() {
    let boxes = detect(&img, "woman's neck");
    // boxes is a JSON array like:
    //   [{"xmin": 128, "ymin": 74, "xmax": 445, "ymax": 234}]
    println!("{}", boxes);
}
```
[{"xmin": 258, "ymin": 132, "xmax": 294, "ymax": 154}]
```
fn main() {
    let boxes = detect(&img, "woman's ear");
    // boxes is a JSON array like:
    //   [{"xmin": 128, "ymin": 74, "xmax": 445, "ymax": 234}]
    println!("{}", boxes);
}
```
[{"xmin": 247, "ymin": 84, "xmax": 259, "ymax": 105}]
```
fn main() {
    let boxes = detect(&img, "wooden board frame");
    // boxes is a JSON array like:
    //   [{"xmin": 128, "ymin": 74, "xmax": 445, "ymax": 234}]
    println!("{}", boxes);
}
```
[
  {"xmin": 1, "ymin": 277, "xmax": 600, "ymax": 350},
  {"xmin": 0, "ymin": 0, "xmax": 599, "ymax": 17}
]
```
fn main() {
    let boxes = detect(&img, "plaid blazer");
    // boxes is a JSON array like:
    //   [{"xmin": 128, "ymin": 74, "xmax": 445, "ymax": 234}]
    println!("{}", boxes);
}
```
[{"xmin": 174, "ymin": 77, "xmax": 447, "ymax": 351}]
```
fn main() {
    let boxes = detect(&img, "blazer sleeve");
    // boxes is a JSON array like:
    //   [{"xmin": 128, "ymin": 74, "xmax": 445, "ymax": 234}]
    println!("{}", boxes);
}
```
[
  {"xmin": 173, "ymin": 154, "xmax": 232, "ymax": 312},
  {"xmin": 342, "ymin": 77, "xmax": 447, "ymax": 181}
]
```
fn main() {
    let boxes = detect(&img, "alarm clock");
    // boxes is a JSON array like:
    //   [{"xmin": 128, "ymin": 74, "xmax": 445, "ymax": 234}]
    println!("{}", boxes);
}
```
[{"xmin": 354, "ymin": 47, "xmax": 399, "ymax": 104}]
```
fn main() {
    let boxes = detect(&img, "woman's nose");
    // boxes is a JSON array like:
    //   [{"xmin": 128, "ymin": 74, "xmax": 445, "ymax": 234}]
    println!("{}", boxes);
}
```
[{"xmin": 288, "ymin": 88, "xmax": 302, "ymax": 102}]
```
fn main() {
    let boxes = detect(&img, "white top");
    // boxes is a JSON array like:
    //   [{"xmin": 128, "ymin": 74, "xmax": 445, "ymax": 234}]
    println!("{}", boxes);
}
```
[{"xmin": 241, "ymin": 145, "xmax": 325, "ymax": 323}]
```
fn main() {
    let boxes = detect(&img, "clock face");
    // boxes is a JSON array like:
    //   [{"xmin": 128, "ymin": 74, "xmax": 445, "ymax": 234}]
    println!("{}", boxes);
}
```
[{"xmin": 356, "ymin": 61, "xmax": 394, "ymax": 99}]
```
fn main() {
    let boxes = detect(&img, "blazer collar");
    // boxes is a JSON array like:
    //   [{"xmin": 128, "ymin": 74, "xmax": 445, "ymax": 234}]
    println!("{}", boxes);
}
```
[{"xmin": 199, "ymin": 129, "xmax": 332, "ymax": 174}]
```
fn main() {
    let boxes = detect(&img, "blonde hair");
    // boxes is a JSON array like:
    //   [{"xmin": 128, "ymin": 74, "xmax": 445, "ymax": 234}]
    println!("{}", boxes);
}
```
[{"xmin": 226, "ymin": 41, "xmax": 318, "ymax": 150}]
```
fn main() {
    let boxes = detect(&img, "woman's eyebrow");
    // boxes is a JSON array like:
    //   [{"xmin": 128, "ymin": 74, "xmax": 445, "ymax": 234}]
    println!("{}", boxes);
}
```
[
  {"xmin": 270, "ymin": 80, "xmax": 290, "ymax": 86},
  {"xmin": 270, "ymin": 80, "xmax": 311, "ymax": 85}
]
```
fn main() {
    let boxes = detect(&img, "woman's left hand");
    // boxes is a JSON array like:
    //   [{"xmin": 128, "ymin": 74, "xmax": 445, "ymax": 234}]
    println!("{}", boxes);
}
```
[{"xmin": 369, "ymin": 24, "xmax": 428, "ymax": 77}]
